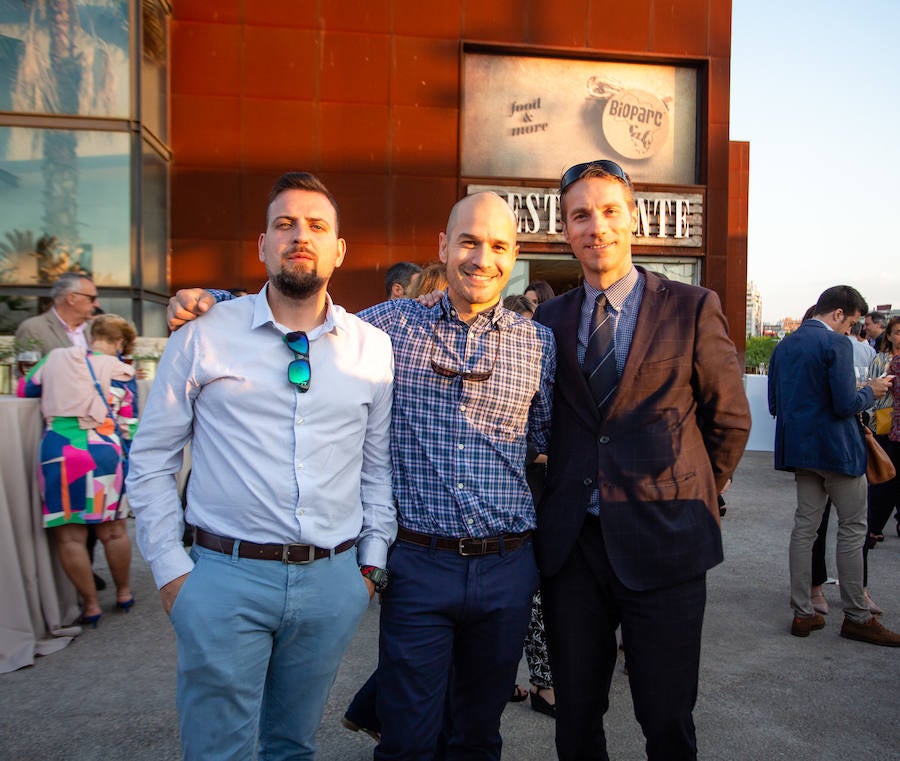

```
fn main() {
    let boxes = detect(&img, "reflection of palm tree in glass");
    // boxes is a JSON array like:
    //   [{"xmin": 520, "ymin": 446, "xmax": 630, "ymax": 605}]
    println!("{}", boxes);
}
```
[
  {"xmin": 44, "ymin": 0, "xmax": 80, "ymax": 255},
  {"xmin": 0, "ymin": 230, "xmax": 37, "ymax": 283},
  {"xmin": 10, "ymin": 1, "xmax": 120, "ymax": 282}
]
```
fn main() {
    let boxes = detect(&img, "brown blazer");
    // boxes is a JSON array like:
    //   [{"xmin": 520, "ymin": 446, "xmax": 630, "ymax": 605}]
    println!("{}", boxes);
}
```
[
  {"xmin": 533, "ymin": 268, "xmax": 751, "ymax": 590},
  {"xmin": 15, "ymin": 309, "xmax": 74, "ymax": 354}
]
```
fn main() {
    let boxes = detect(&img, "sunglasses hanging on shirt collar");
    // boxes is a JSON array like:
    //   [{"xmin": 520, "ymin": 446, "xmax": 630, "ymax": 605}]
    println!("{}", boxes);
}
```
[{"xmin": 284, "ymin": 331, "xmax": 310, "ymax": 392}]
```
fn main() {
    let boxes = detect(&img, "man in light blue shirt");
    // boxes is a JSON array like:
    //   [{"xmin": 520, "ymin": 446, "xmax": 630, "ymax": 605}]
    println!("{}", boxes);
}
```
[
  {"xmin": 167, "ymin": 191, "xmax": 556, "ymax": 761},
  {"xmin": 126, "ymin": 172, "xmax": 395, "ymax": 761}
]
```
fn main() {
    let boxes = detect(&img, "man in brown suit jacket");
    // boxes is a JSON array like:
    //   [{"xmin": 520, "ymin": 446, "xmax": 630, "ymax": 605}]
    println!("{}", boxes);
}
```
[
  {"xmin": 15, "ymin": 272, "xmax": 99, "ymax": 356},
  {"xmin": 532, "ymin": 160, "xmax": 751, "ymax": 761}
]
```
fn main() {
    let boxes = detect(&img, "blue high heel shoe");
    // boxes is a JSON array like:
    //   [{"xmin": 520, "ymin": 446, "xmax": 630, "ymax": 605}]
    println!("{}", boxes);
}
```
[
  {"xmin": 79, "ymin": 612, "xmax": 102, "ymax": 628},
  {"xmin": 115, "ymin": 596, "xmax": 135, "ymax": 613}
]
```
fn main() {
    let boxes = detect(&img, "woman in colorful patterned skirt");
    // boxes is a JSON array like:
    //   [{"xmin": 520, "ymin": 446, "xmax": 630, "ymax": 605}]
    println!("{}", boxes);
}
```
[{"xmin": 24, "ymin": 314, "xmax": 138, "ymax": 626}]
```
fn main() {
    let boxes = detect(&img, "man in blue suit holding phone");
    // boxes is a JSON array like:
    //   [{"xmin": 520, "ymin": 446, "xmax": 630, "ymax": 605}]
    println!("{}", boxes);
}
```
[{"xmin": 768, "ymin": 284, "xmax": 900, "ymax": 646}]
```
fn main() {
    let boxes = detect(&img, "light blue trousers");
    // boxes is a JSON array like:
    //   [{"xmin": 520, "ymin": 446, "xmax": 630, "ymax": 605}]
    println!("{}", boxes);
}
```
[{"xmin": 170, "ymin": 543, "xmax": 370, "ymax": 761}]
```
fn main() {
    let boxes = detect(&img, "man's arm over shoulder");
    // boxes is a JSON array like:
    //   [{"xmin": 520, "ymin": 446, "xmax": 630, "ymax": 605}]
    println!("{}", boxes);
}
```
[
  {"xmin": 354, "ymin": 321, "xmax": 396, "ymax": 568},
  {"xmin": 125, "ymin": 325, "xmax": 200, "ymax": 589},
  {"xmin": 691, "ymin": 288, "xmax": 751, "ymax": 490},
  {"xmin": 167, "ymin": 288, "xmax": 233, "ymax": 330}
]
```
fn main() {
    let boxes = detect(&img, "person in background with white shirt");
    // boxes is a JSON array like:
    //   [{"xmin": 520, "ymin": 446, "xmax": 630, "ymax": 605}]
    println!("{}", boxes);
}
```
[
  {"xmin": 848, "ymin": 320, "xmax": 876, "ymax": 373},
  {"xmin": 126, "ymin": 171, "xmax": 395, "ymax": 761}
]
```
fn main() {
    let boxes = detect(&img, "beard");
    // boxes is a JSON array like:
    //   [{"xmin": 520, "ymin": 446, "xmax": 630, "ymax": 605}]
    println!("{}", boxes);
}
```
[{"xmin": 271, "ymin": 262, "xmax": 325, "ymax": 299}]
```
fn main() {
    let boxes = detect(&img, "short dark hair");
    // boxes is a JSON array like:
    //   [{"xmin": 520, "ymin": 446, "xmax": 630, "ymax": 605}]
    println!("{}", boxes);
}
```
[
  {"xmin": 813, "ymin": 285, "xmax": 868, "ymax": 318},
  {"xmin": 849, "ymin": 320, "xmax": 864, "ymax": 337},
  {"xmin": 266, "ymin": 172, "xmax": 340, "ymax": 233},
  {"xmin": 524, "ymin": 280, "xmax": 554, "ymax": 305},
  {"xmin": 867, "ymin": 311, "xmax": 886, "ymax": 326},
  {"xmin": 874, "ymin": 315, "xmax": 900, "ymax": 353},
  {"xmin": 384, "ymin": 262, "xmax": 423, "ymax": 297},
  {"xmin": 503, "ymin": 294, "xmax": 535, "ymax": 316}
]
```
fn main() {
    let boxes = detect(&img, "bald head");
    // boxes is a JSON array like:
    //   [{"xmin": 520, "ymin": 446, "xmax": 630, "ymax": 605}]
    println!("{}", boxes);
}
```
[
  {"xmin": 438, "ymin": 192, "xmax": 519, "ymax": 324},
  {"xmin": 446, "ymin": 192, "xmax": 517, "ymax": 239}
]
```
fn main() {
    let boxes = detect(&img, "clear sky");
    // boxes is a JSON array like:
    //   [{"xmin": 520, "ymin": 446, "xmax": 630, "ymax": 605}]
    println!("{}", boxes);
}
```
[{"xmin": 730, "ymin": 0, "xmax": 900, "ymax": 322}]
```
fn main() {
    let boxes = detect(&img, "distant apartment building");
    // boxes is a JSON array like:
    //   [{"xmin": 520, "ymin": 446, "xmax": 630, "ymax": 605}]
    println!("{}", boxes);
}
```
[
  {"xmin": 746, "ymin": 281, "xmax": 763, "ymax": 337},
  {"xmin": 782, "ymin": 316, "xmax": 803, "ymax": 334}
]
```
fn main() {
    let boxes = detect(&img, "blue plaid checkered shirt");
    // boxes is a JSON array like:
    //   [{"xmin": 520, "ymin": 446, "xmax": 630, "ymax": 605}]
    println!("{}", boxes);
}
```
[{"xmin": 359, "ymin": 294, "xmax": 556, "ymax": 537}]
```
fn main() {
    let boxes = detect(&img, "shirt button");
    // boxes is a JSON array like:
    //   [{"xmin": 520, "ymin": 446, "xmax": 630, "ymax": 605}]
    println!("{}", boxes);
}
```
[
  {"xmin": 297, "ymin": 509, "xmax": 304, "ymax": 516},
  {"xmin": 599, "ymin": 435, "xmax": 610, "ymax": 444},
  {"xmin": 583, "ymin": 478, "xmax": 593, "ymax": 486},
  {"xmin": 457, "ymin": 443, "xmax": 464, "ymax": 450},
  {"xmin": 460, "ymin": 404, "xmax": 466, "ymax": 412},
  {"xmin": 296, "ymin": 417, "xmax": 304, "ymax": 425},
  {"xmin": 297, "ymin": 463, "xmax": 304, "ymax": 470},
  {"xmin": 457, "ymin": 482, "xmax": 464, "ymax": 489},
  {"xmin": 467, "ymin": 518, "xmax": 474, "ymax": 525}
]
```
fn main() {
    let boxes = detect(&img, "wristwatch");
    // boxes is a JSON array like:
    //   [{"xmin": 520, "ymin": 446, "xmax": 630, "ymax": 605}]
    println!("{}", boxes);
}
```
[{"xmin": 359, "ymin": 565, "xmax": 391, "ymax": 593}]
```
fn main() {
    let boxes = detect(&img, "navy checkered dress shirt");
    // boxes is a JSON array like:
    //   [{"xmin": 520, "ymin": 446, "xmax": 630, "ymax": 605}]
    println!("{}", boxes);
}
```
[{"xmin": 360, "ymin": 294, "xmax": 556, "ymax": 538}]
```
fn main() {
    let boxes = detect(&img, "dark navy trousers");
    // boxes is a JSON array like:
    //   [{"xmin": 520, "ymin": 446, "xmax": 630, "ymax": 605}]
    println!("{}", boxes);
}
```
[
  {"xmin": 374, "ymin": 538, "xmax": 538, "ymax": 761},
  {"xmin": 543, "ymin": 516, "xmax": 707, "ymax": 761}
]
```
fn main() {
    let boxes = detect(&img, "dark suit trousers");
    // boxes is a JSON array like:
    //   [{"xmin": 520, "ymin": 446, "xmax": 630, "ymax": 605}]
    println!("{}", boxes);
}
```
[
  {"xmin": 543, "ymin": 516, "xmax": 706, "ymax": 761},
  {"xmin": 374, "ymin": 539, "xmax": 538, "ymax": 761}
]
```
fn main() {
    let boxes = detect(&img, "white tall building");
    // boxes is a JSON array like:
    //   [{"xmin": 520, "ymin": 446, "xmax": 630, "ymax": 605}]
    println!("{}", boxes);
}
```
[{"xmin": 746, "ymin": 281, "xmax": 763, "ymax": 337}]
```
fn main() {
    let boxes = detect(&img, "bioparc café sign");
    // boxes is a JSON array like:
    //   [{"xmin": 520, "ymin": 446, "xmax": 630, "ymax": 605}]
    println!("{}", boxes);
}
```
[{"xmin": 467, "ymin": 184, "xmax": 703, "ymax": 248}]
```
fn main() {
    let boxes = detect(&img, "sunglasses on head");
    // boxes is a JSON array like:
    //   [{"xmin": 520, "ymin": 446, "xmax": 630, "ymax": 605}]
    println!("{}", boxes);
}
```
[
  {"xmin": 560, "ymin": 160, "xmax": 631, "ymax": 194},
  {"xmin": 284, "ymin": 331, "xmax": 310, "ymax": 392}
]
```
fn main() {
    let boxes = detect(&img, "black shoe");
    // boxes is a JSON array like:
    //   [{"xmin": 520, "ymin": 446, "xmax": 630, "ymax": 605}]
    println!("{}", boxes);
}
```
[
  {"xmin": 529, "ymin": 689, "xmax": 556, "ymax": 718},
  {"xmin": 92, "ymin": 572, "xmax": 107, "ymax": 591},
  {"xmin": 341, "ymin": 715, "xmax": 381, "ymax": 743}
]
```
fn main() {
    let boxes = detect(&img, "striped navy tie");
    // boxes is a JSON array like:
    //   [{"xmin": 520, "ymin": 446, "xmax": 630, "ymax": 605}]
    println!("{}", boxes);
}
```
[{"xmin": 584, "ymin": 293, "xmax": 617, "ymax": 409}]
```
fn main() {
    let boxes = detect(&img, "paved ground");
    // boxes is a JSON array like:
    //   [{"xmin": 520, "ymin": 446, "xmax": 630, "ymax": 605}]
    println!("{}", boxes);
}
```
[{"xmin": 2, "ymin": 450, "xmax": 899, "ymax": 760}]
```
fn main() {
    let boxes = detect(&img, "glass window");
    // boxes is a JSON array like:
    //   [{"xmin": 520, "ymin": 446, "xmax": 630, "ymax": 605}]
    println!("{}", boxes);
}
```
[
  {"xmin": 98, "ymin": 295, "xmax": 135, "ymax": 324},
  {"xmin": 634, "ymin": 256, "xmax": 699, "ymax": 285},
  {"xmin": 0, "ymin": 126, "xmax": 131, "ymax": 288},
  {"xmin": 141, "ymin": 0, "xmax": 168, "ymax": 141},
  {"xmin": 141, "ymin": 138, "xmax": 168, "ymax": 292},
  {"xmin": 0, "ymin": 294, "xmax": 39, "ymax": 334},
  {"xmin": 141, "ymin": 298, "xmax": 167, "ymax": 337},
  {"xmin": 0, "ymin": 0, "xmax": 131, "ymax": 118}
]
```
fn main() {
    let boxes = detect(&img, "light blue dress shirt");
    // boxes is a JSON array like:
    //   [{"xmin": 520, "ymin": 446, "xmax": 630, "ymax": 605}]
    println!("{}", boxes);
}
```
[{"xmin": 126, "ymin": 285, "xmax": 396, "ymax": 587}]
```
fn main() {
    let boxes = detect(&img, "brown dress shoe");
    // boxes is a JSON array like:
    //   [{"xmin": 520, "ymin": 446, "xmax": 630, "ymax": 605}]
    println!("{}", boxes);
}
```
[
  {"xmin": 791, "ymin": 613, "xmax": 826, "ymax": 637},
  {"xmin": 840, "ymin": 616, "xmax": 900, "ymax": 647}
]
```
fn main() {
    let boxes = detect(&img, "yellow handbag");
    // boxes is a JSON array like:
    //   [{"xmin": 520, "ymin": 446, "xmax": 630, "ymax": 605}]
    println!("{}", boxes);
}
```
[{"xmin": 874, "ymin": 407, "xmax": 892, "ymax": 436}]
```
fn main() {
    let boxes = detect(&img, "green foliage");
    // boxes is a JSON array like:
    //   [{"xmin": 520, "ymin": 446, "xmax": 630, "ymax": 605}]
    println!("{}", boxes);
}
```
[{"xmin": 745, "ymin": 336, "xmax": 779, "ymax": 370}]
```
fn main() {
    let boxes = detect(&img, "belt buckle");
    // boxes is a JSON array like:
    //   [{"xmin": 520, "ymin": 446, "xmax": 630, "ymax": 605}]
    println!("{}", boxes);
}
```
[
  {"xmin": 282, "ymin": 543, "xmax": 315, "ymax": 564},
  {"xmin": 458, "ymin": 538, "xmax": 486, "ymax": 557}
]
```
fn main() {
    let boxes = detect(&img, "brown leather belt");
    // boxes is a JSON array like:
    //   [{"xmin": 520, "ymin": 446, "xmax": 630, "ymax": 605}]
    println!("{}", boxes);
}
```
[
  {"xmin": 397, "ymin": 526, "xmax": 531, "ymax": 556},
  {"xmin": 194, "ymin": 528, "xmax": 355, "ymax": 564}
]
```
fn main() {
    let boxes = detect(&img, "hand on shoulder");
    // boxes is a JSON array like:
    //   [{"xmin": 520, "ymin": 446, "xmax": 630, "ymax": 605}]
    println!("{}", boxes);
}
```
[{"xmin": 167, "ymin": 289, "xmax": 216, "ymax": 330}]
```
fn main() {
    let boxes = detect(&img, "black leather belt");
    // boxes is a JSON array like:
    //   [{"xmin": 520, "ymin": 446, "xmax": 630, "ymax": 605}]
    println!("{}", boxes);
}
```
[
  {"xmin": 194, "ymin": 528, "xmax": 355, "ymax": 564},
  {"xmin": 397, "ymin": 526, "xmax": 531, "ymax": 556}
]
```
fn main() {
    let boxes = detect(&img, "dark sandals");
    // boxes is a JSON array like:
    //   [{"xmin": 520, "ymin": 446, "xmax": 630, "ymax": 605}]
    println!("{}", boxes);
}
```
[{"xmin": 509, "ymin": 685, "xmax": 529, "ymax": 702}]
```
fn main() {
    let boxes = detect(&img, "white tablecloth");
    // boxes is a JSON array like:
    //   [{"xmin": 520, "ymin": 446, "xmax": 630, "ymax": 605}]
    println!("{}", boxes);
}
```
[
  {"xmin": 743, "ymin": 374, "xmax": 775, "ymax": 452},
  {"xmin": 0, "ymin": 397, "xmax": 81, "ymax": 673}
]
